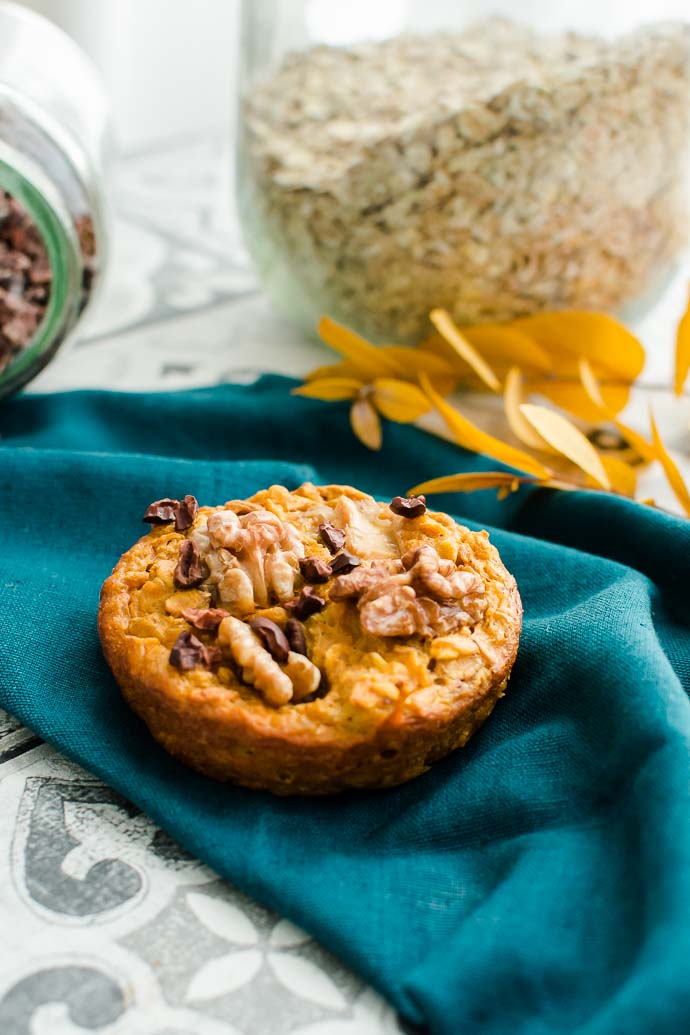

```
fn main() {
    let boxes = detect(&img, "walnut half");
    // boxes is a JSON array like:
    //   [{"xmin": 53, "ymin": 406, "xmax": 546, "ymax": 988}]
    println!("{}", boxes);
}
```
[
  {"xmin": 218, "ymin": 616, "xmax": 321, "ymax": 707},
  {"xmin": 193, "ymin": 508, "xmax": 305, "ymax": 613}
]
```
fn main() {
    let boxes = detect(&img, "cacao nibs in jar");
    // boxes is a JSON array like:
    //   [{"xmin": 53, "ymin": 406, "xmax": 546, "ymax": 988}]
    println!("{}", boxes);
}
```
[
  {"xmin": 0, "ymin": 190, "xmax": 96, "ymax": 375},
  {"xmin": 174, "ymin": 539, "xmax": 208, "ymax": 588},
  {"xmin": 286, "ymin": 587, "xmax": 327, "ymax": 620},
  {"xmin": 318, "ymin": 522, "xmax": 346, "ymax": 554},
  {"xmin": 285, "ymin": 617, "xmax": 307, "ymax": 656},
  {"xmin": 170, "ymin": 631, "xmax": 222, "ymax": 672},
  {"xmin": 249, "ymin": 616, "xmax": 290, "ymax": 663},
  {"xmin": 390, "ymin": 495, "xmax": 427, "ymax": 519},
  {"xmin": 181, "ymin": 607, "xmax": 229, "ymax": 632},
  {"xmin": 329, "ymin": 550, "xmax": 361, "ymax": 575},
  {"xmin": 299, "ymin": 556, "xmax": 332, "ymax": 583}
]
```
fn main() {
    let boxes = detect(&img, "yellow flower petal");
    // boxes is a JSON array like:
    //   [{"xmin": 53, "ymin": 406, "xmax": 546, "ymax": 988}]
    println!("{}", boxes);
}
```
[
  {"xmin": 598, "ymin": 456, "xmax": 637, "ymax": 497},
  {"xmin": 530, "ymin": 378, "xmax": 631, "ymax": 423},
  {"xmin": 306, "ymin": 360, "xmax": 360, "ymax": 382},
  {"xmin": 512, "ymin": 311, "xmax": 645, "ymax": 382},
  {"xmin": 519, "ymin": 403, "xmax": 611, "ymax": 489},
  {"xmin": 420, "ymin": 374, "xmax": 552, "ymax": 479},
  {"xmin": 503, "ymin": 367, "xmax": 556, "ymax": 453},
  {"xmin": 318, "ymin": 316, "xmax": 401, "ymax": 380},
  {"xmin": 649, "ymin": 408, "xmax": 690, "ymax": 517},
  {"xmin": 578, "ymin": 357, "xmax": 606, "ymax": 409},
  {"xmin": 378, "ymin": 346, "xmax": 458, "ymax": 394},
  {"xmin": 429, "ymin": 308, "xmax": 501, "ymax": 392},
  {"xmin": 350, "ymin": 396, "xmax": 382, "ymax": 451},
  {"xmin": 579, "ymin": 359, "xmax": 655, "ymax": 463},
  {"xmin": 372, "ymin": 378, "xmax": 431, "ymax": 422},
  {"xmin": 458, "ymin": 325, "xmax": 553, "ymax": 374},
  {"xmin": 409, "ymin": 471, "xmax": 533, "ymax": 496},
  {"xmin": 292, "ymin": 377, "xmax": 363, "ymax": 401},
  {"xmin": 674, "ymin": 286, "xmax": 690, "ymax": 396}
]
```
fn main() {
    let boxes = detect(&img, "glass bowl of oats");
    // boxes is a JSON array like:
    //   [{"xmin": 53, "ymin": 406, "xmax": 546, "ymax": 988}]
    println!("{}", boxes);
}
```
[{"xmin": 236, "ymin": 0, "xmax": 690, "ymax": 343}]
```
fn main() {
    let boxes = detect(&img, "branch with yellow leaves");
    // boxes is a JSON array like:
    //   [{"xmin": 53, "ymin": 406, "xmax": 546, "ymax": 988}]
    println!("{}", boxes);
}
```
[{"xmin": 293, "ymin": 302, "xmax": 690, "ymax": 518}]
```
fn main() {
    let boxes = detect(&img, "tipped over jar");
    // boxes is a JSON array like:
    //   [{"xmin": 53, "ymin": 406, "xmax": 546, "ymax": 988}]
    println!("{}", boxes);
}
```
[
  {"xmin": 237, "ymin": 1, "xmax": 690, "ymax": 342},
  {"xmin": 0, "ymin": 1, "xmax": 109, "ymax": 399}
]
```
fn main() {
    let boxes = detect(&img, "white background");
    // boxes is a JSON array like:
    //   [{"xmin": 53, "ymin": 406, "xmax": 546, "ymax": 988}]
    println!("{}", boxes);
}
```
[{"xmin": 17, "ymin": 0, "xmax": 241, "ymax": 151}]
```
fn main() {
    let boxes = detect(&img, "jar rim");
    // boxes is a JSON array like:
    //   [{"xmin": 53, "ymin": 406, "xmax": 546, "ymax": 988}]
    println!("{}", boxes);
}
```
[{"xmin": 0, "ymin": 149, "xmax": 82, "ymax": 399}]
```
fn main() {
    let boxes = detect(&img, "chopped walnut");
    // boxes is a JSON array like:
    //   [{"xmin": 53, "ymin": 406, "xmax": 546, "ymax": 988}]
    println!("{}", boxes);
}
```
[
  {"xmin": 403, "ymin": 545, "xmax": 485, "ymax": 606},
  {"xmin": 219, "ymin": 567, "xmax": 255, "ymax": 614},
  {"xmin": 219, "ymin": 616, "xmax": 293, "ymax": 706},
  {"xmin": 194, "ymin": 508, "xmax": 305, "ymax": 613},
  {"xmin": 284, "ymin": 651, "xmax": 322, "ymax": 700},
  {"xmin": 218, "ymin": 617, "xmax": 322, "ymax": 707},
  {"xmin": 360, "ymin": 584, "xmax": 419, "ymax": 637},
  {"xmin": 329, "ymin": 560, "xmax": 402, "ymax": 600},
  {"xmin": 331, "ymin": 543, "xmax": 486, "ymax": 638},
  {"xmin": 207, "ymin": 509, "xmax": 244, "ymax": 549}
]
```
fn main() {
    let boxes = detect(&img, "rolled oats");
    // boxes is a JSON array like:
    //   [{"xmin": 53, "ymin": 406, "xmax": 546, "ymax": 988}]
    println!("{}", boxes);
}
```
[{"xmin": 243, "ymin": 18, "xmax": 690, "ymax": 341}]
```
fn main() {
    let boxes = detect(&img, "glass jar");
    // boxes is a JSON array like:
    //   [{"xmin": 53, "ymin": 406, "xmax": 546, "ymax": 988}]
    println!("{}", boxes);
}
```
[
  {"xmin": 237, "ymin": 0, "xmax": 690, "ymax": 343},
  {"xmin": 0, "ymin": 1, "xmax": 109, "ymax": 399}
]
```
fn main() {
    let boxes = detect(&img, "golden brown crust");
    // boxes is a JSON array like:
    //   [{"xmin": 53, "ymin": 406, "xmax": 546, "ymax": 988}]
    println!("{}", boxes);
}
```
[{"xmin": 98, "ymin": 483, "xmax": 522, "ymax": 795}]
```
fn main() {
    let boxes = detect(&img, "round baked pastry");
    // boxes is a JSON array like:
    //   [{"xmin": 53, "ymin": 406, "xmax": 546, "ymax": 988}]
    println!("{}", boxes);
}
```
[{"xmin": 99, "ymin": 483, "xmax": 522, "ymax": 795}]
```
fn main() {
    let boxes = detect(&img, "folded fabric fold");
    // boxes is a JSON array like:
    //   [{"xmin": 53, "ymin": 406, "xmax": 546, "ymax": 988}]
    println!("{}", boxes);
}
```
[{"xmin": 1, "ymin": 376, "xmax": 689, "ymax": 1035}]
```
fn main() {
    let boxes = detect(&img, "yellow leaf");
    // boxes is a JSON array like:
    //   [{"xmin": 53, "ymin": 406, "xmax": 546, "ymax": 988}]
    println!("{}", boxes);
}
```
[
  {"xmin": 519, "ymin": 403, "xmax": 611, "ymax": 489},
  {"xmin": 512, "ymin": 311, "xmax": 645, "ymax": 382},
  {"xmin": 292, "ymin": 377, "xmax": 362, "ymax": 401},
  {"xmin": 530, "ymin": 378, "xmax": 631, "ymax": 422},
  {"xmin": 579, "ymin": 359, "xmax": 655, "ymax": 463},
  {"xmin": 649, "ymin": 408, "xmax": 690, "ymax": 517},
  {"xmin": 674, "ymin": 286, "xmax": 690, "ymax": 396},
  {"xmin": 503, "ymin": 367, "xmax": 556, "ymax": 453},
  {"xmin": 409, "ymin": 471, "xmax": 534, "ymax": 496},
  {"xmin": 419, "ymin": 374, "xmax": 553, "ymax": 479},
  {"xmin": 429, "ymin": 308, "xmax": 501, "ymax": 392},
  {"xmin": 578, "ymin": 357, "xmax": 606, "ymax": 409},
  {"xmin": 318, "ymin": 316, "xmax": 401, "ymax": 380},
  {"xmin": 306, "ymin": 360, "xmax": 361, "ymax": 382},
  {"xmin": 372, "ymin": 378, "xmax": 431, "ymax": 422},
  {"xmin": 598, "ymin": 456, "xmax": 637, "ymax": 497},
  {"xmin": 378, "ymin": 346, "xmax": 458, "ymax": 394},
  {"xmin": 459, "ymin": 325, "xmax": 554, "ymax": 374},
  {"xmin": 350, "ymin": 396, "xmax": 382, "ymax": 451}
]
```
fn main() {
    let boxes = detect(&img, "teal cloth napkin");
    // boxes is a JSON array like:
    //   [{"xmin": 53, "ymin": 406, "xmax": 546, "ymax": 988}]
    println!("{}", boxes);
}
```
[{"xmin": 1, "ymin": 375, "xmax": 690, "ymax": 1035}]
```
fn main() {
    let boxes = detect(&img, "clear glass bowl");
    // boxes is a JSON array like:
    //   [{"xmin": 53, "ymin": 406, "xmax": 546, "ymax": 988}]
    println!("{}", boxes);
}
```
[
  {"xmin": 0, "ymin": 1, "xmax": 110, "ymax": 398},
  {"xmin": 236, "ymin": 0, "xmax": 690, "ymax": 343}
]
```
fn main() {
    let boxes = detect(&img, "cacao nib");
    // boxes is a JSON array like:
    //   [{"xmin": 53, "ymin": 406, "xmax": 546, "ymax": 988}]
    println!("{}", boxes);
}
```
[
  {"xmin": 169, "ymin": 631, "xmax": 222, "ymax": 672},
  {"xmin": 249, "ymin": 616, "xmax": 290, "ymax": 663},
  {"xmin": 285, "ymin": 617, "xmax": 307, "ymax": 656},
  {"xmin": 329, "ymin": 550, "xmax": 361, "ymax": 575},
  {"xmin": 285, "ymin": 587, "xmax": 327, "ymax": 621},
  {"xmin": 390, "ymin": 495, "xmax": 427, "ymax": 519},
  {"xmin": 318, "ymin": 522, "xmax": 346, "ymax": 554},
  {"xmin": 299, "ymin": 556, "xmax": 332, "ymax": 583},
  {"xmin": 174, "ymin": 494, "xmax": 199, "ymax": 531},
  {"xmin": 181, "ymin": 607, "xmax": 229, "ymax": 632},
  {"xmin": 143, "ymin": 498, "xmax": 179, "ymax": 524},
  {"xmin": 174, "ymin": 539, "xmax": 208, "ymax": 588}
]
